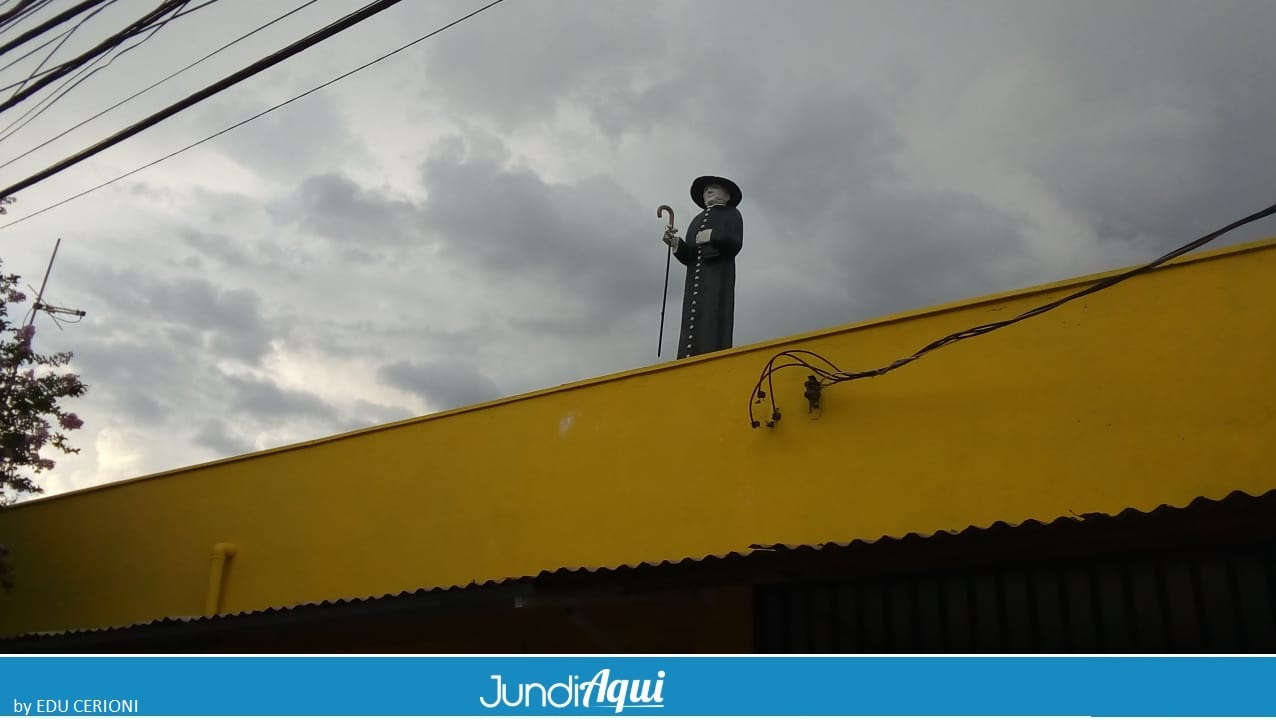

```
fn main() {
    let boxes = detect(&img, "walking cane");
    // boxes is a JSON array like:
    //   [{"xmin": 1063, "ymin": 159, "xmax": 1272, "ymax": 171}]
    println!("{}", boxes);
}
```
[{"xmin": 656, "ymin": 204, "xmax": 676, "ymax": 357}]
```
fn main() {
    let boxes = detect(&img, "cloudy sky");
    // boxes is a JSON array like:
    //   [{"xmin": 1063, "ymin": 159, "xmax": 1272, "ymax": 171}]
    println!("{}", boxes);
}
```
[{"xmin": 1, "ymin": 0, "xmax": 1275, "ymax": 499}]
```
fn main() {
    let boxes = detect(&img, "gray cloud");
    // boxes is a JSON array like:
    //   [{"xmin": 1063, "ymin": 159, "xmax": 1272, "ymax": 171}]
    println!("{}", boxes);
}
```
[
  {"xmin": 419, "ymin": 134, "xmax": 661, "ymax": 334},
  {"xmin": 272, "ymin": 172, "xmax": 423, "ymax": 252},
  {"xmin": 346, "ymin": 399, "xmax": 416, "ymax": 428},
  {"xmin": 733, "ymin": 97, "xmax": 902, "ymax": 240},
  {"xmin": 1001, "ymin": 2, "xmax": 1276, "ymax": 249},
  {"xmin": 378, "ymin": 360, "xmax": 502, "ymax": 411},
  {"xmin": 180, "ymin": 228, "xmax": 249, "ymax": 269},
  {"xmin": 222, "ymin": 373, "xmax": 338, "ymax": 420},
  {"xmin": 192, "ymin": 419, "xmax": 254, "ymax": 458},
  {"xmin": 72, "ymin": 266, "xmax": 274, "ymax": 364},
  {"xmin": 62, "ymin": 338, "xmax": 178, "ymax": 425},
  {"xmin": 201, "ymin": 92, "xmax": 368, "ymax": 183},
  {"xmin": 421, "ymin": 0, "xmax": 665, "ymax": 129},
  {"xmin": 832, "ymin": 188, "xmax": 1036, "ymax": 317}
]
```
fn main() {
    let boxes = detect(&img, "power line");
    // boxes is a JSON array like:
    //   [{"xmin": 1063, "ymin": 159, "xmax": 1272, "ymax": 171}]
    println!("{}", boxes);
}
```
[
  {"xmin": 0, "ymin": 0, "xmax": 321, "ymax": 174},
  {"xmin": 0, "ymin": 0, "xmax": 53, "ymax": 37},
  {"xmin": 3, "ymin": 0, "xmax": 186, "ymax": 107},
  {"xmin": 0, "ymin": 0, "xmax": 507, "ymax": 207},
  {"xmin": 1, "ymin": 0, "xmax": 119, "ymax": 102},
  {"xmin": 0, "ymin": 23, "xmax": 70, "ymax": 75},
  {"xmin": 0, "ymin": 0, "xmax": 192, "ymax": 144},
  {"xmin": 0, "ymin": 0, "xmax": 387, "ymax": 193},
  {"xmin": 169, "ymin": 0, "xmax": 219, "ymax": 20},
  {"xmin": 0, "ymin": 0, "xmax": 114, "ymax": 58},
  {"xmin": 747, "ymin": 199, "xmax": 1276, "ymax": 428},
  {"xmin": 0, "ymin": 0, "xmax": 188, "ymax": 115}
]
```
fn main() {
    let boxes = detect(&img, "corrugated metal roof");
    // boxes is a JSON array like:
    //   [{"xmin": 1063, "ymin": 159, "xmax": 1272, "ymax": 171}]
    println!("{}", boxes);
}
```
[{"xmin": 6, "ymin": 488, "xmax": 1275, "ymax": 643}]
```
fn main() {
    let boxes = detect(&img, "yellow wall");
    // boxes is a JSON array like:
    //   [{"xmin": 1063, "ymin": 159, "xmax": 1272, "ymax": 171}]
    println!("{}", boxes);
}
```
[{"xmin": 3, "ymin": 239, "xmax": 1276, "ymax": 636}]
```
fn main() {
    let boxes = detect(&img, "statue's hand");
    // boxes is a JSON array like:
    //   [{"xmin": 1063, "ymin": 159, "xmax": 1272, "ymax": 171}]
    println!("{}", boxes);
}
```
[{"xmin": 662, "ymin": 226, "xmax": 681, "ymax": 248}]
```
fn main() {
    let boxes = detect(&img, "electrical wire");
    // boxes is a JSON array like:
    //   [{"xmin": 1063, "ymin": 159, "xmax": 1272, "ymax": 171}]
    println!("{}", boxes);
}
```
[
  {"xmin": 0, "ymin": 1, "xmax": 189, "ymax": 144},
  {"xmin": 0, "ymin": 0, "xmax": 322, "ymax": 174},
  {"xmin": 0, "ymin": 0, "xmax": 114, "ymax": 58},
  {"xmin": 0, "ymin": 0, "xmax": 189, "ymax": 115},
  {"xmin": 0, "ymin": 0, "xmax": 508, "ymax": 211},
  {"xmin": 169, "ymin": 0, "xmax": 219, "ymax": 20},
  {"xmin": 0, "ymin": 24, "xmax": 70, "ymax": 75},
  {"xmin": 0, "ymin": 0, "xmax": 53, "ymax": 37},
  {"xmin": 747, "ymin": 199, "xmax": 1276, "ymax": 428},
  {"xmin": 0, "ymin": 30, "xmax": 70, "ymax": 89},
  {"xmin": 0, "ymin": 8, "xmax": 179, "ymax": 141},
  {"xmin": 2, "ymin": 0, "xmax": 119, "ymax": 102},
  {"xmin": 0, "ymin": 0, "xmax": 44, "ymax": 27},
  {"xmin": 0, "ymin": 0, "xmax": 397, "ymax": 193}
]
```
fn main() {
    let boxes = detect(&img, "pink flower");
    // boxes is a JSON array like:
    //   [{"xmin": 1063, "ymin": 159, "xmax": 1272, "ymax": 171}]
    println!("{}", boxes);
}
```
[{"xmin": 59, "ymin": 413, "xmax": 83, "ymax": 430}]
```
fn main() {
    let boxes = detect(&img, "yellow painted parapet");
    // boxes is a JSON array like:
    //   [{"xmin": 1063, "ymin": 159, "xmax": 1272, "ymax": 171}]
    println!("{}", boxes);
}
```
[{"xmin": 3, "ymin": 238, "xmax": 1276, "ymax": 636}]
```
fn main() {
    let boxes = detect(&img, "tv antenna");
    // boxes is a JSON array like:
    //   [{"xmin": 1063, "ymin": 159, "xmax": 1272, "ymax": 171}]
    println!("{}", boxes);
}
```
[{"xmin": 25, "ymin": 238, "xmax": 86, "ymax": 330}]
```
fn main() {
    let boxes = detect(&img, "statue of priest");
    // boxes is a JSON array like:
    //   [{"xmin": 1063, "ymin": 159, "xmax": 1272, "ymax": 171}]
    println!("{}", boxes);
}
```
[{"xmin": 661, "ymin": 175, "xmax": 743, "ymax": 359}]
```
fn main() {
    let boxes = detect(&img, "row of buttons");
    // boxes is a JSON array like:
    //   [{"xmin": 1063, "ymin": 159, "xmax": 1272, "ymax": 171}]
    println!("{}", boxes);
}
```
[{"xmin": 687, "ymin": 208, "xmax": 712, "ymax": 352}]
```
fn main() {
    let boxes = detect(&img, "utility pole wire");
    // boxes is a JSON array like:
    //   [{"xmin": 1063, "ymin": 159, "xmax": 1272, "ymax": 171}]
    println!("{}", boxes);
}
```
[
  {"xmin": 2, "ymin": 0, "xmax": 118, "ymax": 102},
  {"xmin": 0, "ymin": 0, "xmax": 507, "ymax": 205},
  {"xmin": 0, "ymin": 0, "xmax": 114, "ymax": 58},
  {"xmin": 0, "ymin": 0, "xmax": 188, "ymax": 114},
  {"xmin": 169, "ymin": 0, "xmax": 219, "ymax": 20},
  {"xmin": 0, "ymin": 1, "xmax": 192, "ymax": 145},
  {"xmin": 0, "ymin": 0, "xmax": 507, "ymax": 229},
  {"xmin": 0, "ymin": 0, "xmax": 322, "ymax": 174},
  {"xmin": 0, "ymin": 0, "xmax": 410, "ymax": 199},
  {"xmin": 0, "ymin": 3, "xmax": 119, "ymax": 92},
  {"xmin": 0, "ymin": 0, "xmax": 49, "ymax": 35},
  {"xmin": 0, "ymin": 25, "xmax": 70, "ymax": 74}
]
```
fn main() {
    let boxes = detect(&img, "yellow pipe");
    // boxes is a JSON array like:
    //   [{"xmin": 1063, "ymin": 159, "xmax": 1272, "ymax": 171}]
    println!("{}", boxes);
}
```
[{"xmin": 203, "ymin": 543, "xmax": 236, "ymax": 616}]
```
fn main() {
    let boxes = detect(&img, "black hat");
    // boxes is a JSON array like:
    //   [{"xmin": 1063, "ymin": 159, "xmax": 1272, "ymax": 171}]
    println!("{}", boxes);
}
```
[{"xmin": 690, "ymin": 175, "xmax": 742, "ymax": 209}]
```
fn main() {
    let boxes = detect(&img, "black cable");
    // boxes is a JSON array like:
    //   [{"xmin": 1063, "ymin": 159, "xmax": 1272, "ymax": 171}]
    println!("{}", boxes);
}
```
[
  {"xmin": 0, "ymin": 0, "xmax": 507, "ymax": 227},
  {"xmin": 0, "ymin": 0, "xmax": 35, "ymax": 26},
  {"xmin": 0, "ymin": 0, "xmax": 432, "ymax": 199},
  {"xmin": 0, "ymin": 0, "xmax": 51, "ymax": 35},
  {"xmin": 747, "ymin": 351, "xmax": 843, "ymax": 428},
  {"xmin": 4, "ymin": 27, "xmax": 73, "ymax": 97},
  {"xmin": 1, "ymin": 0, "xmax": 155, "ymax": 93},
  {"xmin": 0, "ymin": 0, "xmax": 321, "ymax": 174},
  {"xmin": 0, "ymin": 0, "xmax": 41, "ymax": 25},
  {"xmin": 0, "ymin": 0, "xmax": 188, "ymax": 115},
  {"xmin": 748, "ymin": 199, "xmax": 1276, "ymax": 428},
  {"xmin": 0, "ymin": 23, "xmax": 70, "ymax": 75},
  {"xmin": 0, "ymin": 2, "xmax": 120, "ymax": 94},
  {"xmin": 169, "ymin": 0, "xmax": 219, "ymax": 20},
  {"xmin": 2, "ymin": 0, "xmax": 119, "ymax": 102},
  {"xmin": 0, "ymin": 1, "xmax": 189, "ymax": 144},
  {"xmin": 0, "ymin": 0, "xmax": 113, "ymax": 57}
]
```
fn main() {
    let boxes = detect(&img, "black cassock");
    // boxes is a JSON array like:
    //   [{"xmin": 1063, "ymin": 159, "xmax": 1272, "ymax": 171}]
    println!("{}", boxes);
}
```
[{"xmin": 673, "ymin": 204, "xmax": 743, "ymax": 359}]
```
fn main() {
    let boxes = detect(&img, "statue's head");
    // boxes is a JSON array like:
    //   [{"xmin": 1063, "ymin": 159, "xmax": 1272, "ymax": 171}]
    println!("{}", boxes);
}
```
[
  {"xmin": 690, "ymin": 175, "xmax": 742, "ymax": 209},
  {"xmin": 703, "ymin": 184, "xmax": 731, "ymax": 207}
]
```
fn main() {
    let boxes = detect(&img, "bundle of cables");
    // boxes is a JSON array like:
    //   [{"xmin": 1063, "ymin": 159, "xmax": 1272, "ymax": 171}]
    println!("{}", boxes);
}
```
[{"xmin": 749, "ymin": 198, "xmax": 1276, "ymax": 428}]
